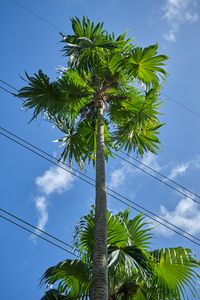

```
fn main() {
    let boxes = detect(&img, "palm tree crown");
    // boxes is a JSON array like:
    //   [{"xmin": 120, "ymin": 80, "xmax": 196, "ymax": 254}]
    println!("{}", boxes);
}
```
[{"xmin": 18, "ymin": 17, "xmax": 168, "ymax": 169}]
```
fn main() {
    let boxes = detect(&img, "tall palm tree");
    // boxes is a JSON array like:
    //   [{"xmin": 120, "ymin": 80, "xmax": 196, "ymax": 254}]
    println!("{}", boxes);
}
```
[
  {"xmin": 40, "ymin": 209, "xmax": 200, "ymax": 299},
  {"xmin": 18, "ymin": 17, "xmax": 168, "ymax": 299}
]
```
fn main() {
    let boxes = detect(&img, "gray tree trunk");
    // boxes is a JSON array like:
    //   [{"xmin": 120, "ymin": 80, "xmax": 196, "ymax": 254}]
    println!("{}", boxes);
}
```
[{"xmin": 90, "ymin": 105, "xmax": 108, "ymax": 300}]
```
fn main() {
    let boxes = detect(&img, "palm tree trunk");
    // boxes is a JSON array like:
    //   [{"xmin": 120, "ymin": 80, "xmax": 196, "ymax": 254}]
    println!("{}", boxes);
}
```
[{"xmin": 91, "ymin": 104, "xmax": 108, "ymax": 300}]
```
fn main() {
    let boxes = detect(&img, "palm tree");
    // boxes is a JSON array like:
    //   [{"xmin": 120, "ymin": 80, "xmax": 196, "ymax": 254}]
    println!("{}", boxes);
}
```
[
  {"xmin": 18, "ymin": 17, "xmax": 168, "ymax": 299},
  {"xmin": 40, "ymin": 208, "xmax": 200, "ymax": 299}
]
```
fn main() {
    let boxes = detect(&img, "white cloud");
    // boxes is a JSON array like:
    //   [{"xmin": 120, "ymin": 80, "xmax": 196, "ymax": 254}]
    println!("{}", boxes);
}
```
[
  {"xmin": 31, "ymin": 166, "xmax": 74, "ymax": 241},
  {"xmin": 162, "ymin": 0, "xmax": 198, "ymax": 42},
  {"xmin": 166, "ymin": 156, "xmax": 200, "ymax": 181},
  {"xmin": 35, "ymin": 196, "xmax": 48, "ymax": 231},
  {"xmin": 140, "ymin": 152, "xmax": 161, "ymax": 173},
  {"xmin": 108, "ymin": 152, "xmax": 161, "ymax": 190},
  {"xmin": 109, "ymin": 153, "xmax": 200, "ymax": 193},
  {"xmin": 155, "ymin": 197, "xmax": 200, "ymax": 236},
  {"xmin": 35, "ymin": 166, "xmax": 74, "ymax": 195},
  {"xmin": 109, "ymin": 166, "xmax": 127, "ymax": 190},
  {"xmin": 167, "ymin": 162, "xmax": 189, "ymax": 180}
]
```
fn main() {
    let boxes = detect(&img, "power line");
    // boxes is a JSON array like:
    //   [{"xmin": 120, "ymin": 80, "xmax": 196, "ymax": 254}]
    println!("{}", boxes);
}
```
[
  {"xmin": 0, "ymin": 130, "xmax": 95, "ymax": 187},
  {"xmin": 0, "ymin": 85, "xmax": 16, "ymax": 95},
  {"xmin": 1, "ymin": 128, "xmax": 200, "ymax": 247},
  {"xmin": 0, "ymin": 207, "xmax": 76, "ymax": 252},
  {"xmin": 0, "ymin": 213, "xmax": 79, "ymax": 257},
  {"xmin": 113, "ymin": 152, "xmax": 200, "ymax": 205},
  {"xmin": 0, "ymin": 126, "xmax": 95, "ymax": 184},
  {"xmin": 1, "ymin": 126, "xmax": 199, "ymax": 242},
  {"xmin": 8, "ymin": 0, "xmax": 64, "ymax": 32},
  {"xmin": 1, "ymin": 82, "xmax": 200, "ymax": 204},
  {"xmin": 119, "ymin": 149, "xmax": 200, "ymax": 200},
  {"xmin": 1, "ymin": 83, "xmax": 200, "ymax": 242},
  {"xmin": 0, "ymin": 80, "xmax": 18, "ymax": 92},
  {"xmin": 161, "ymin": 92, "xmax": 200, "ymax": 120}
]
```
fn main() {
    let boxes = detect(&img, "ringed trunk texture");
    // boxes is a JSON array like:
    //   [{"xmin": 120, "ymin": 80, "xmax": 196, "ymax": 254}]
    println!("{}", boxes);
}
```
[{"xmin": 91, "ymin": 105, "xmax": 108, "ymax": 300}]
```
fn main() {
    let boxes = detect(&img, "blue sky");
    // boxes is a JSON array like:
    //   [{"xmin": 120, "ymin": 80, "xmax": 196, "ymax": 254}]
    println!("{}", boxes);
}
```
[{"xmin": 1, "ymin": 0, "xmax": 200, "ymax": 299}]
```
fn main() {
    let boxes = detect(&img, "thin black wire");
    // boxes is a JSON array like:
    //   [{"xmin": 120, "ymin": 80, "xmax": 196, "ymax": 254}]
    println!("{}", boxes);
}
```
[
  {"xmin": 0, "ymin": 126, "xmax": 95, "ymax": 184},
  {"xmin": 0, "ymin": 80, "xmax": 18, "ymax": 92},
  {"xmin": 113, "ymin": 152, "xmax": 200, "ymax": 205},
  {"xmin": 0, "ymin": 85, "xmax": 16, "ymax": 95},
  {"xmin": 0, "ymin": 130, "xmax": 95, "ymax": 187},
  {"xmin": 1, "ymin": 83, "xmax": 200, "ymax": 242},
  {"xmin": 1, "ymin": 130, "xmax": 200, "ymax": 247},
  {"xmin": 0, "ymin": 207, "xmax": 76, "ymax": 251},
  {"xmin": 8, "ymin": 0, "xmax": 64, "ymax": 32},
  {"xmin": 2, "ymin": 125, "xmax": 200, "ymax": 246},
  {"xmin": 0, "ymin": 214, "xmax": 79, "ymax": 257},
  {"xmin": 1, "ymin": 126, "xmax": 200, "ymax": 242},
  {"xmin": 119, "ymin": 149, "xmax": 200, "ymax": 200},
  {"xmin": 1, "ymin": 81, "xmax": 200, "ymax": 203},
  {"xmin": 1, "ymin": 82, "xmax": 200, "ymax": 203},
  {"xmin": 161, "ymin": 92, "xmax": 200, "ymax": 120}
]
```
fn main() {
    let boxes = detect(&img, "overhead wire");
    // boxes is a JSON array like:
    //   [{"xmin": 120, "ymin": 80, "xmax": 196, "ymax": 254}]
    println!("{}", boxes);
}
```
[
  {"xmin": 8, "ymin": 0, "xmax": 64, "ymax": 32},
  {"xmin": 161, "ymin": 92, "xmax": 200, "ymax": 120},
  {"xmin": 1, "ymin": 81, "xmax": 200, "ymax": 204},
  {"xmin": 0, "ymin": 80, "xmax": 18, "ymax": 92},
  {"xmin": 0, "ymin": 85, "xmax": 16, "ymax": 95},
  {"xmin": 113, "ymin": 152, "xmax": 200, "ymax": 205},
  {"xmin": 0, "ymin": 207, "xmax": 76, "ymax": 252},
  {"xmin": 119, "ymin": 149, "xmax": 200, "ymax": 200},
  {"xmin": 1, "ymin": 127, "xmax": 200, "ymax": 247},
  {"xmin": 0, "ymin": 213, "xmax": 79, "ymax": 257}
]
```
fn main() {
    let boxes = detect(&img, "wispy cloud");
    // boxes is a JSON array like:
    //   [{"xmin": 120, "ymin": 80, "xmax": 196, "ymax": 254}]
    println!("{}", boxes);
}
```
[
  {"xmin": 34, "ymin": 196, "xmax": 48, "ymax": 232},
  {"xmin": 139, "ymin": 152, "xmax": 161, "ymax": 173},
  {"xmin": 167, "ymin": 162, "xmax": 189, "ymax": 180},
  {"xmin": 162, "ymin": 0, "xmax": 198, "ymax": 42},
  {"xmin": 166, "ymin": 156, "xmax": 200, "ymax": 180},
  {"xmin": 108, "ymin": 152, "xmax": 161, "ymax": 190},
  {"xmin": 31, "ymin": 166, "xmax": 74, "ymax": 241},
  {"xmin": 108, "ymin": 166, "xmax": 128, "ymax": 190},
  {"xmin": 155, "ymin": 196, "xmax": 200, "ymax": 236},
  {"xmin": 35, "ymin": 166, "xmax": 74, "ymax": 195}
]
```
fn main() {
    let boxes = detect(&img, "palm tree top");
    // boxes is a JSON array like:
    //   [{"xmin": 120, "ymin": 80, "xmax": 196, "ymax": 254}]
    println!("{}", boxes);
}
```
[{"xmin": 18, "ymin": 17, "xmax": 168, "ymax": 169}]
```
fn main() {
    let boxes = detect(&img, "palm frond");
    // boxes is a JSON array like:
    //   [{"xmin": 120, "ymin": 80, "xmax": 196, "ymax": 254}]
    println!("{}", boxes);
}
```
[
  {"xmin": 109, "ymin": 87, "xmax": 163, "ymax": 156},
  {"xmin": 41, "ymin": 259, "xmax": 90, "ymax": 299},
  {"xmin": 18, "ymin": 70, "xmax": 66, "ymax": 120},
  {"xmin": 61, "ymin": 17, "xmax": 116, "ymax": 71},
  {"xmin": 127, "ymin": 44, "xmax": 168, "ymax": 87},
  {"xmin": 40, "ymin": 289, "xmax": 67, "ymax": 300},
  {"xmin": 148, "ymin": 247, "xmax": 200, "ymax": 299}
]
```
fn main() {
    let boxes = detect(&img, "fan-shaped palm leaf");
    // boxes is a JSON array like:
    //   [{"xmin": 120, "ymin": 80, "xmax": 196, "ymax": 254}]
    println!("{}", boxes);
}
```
[
  {"xmin": 147, "ymin": 247, "xmax": 199, "ymax": 299},
  {"xmin": 127, "ymin": 44, "xmax": 168, "ymax": 87},
  {"xmin": 108, "ymin": 86, "xmax": 163, "ymax": 156},
  {"xmin": 62, "ymin": 17, "xmax": 117, "ymax": 71}
]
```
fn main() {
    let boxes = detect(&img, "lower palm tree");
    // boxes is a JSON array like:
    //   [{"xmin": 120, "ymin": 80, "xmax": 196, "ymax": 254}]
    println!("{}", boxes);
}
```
[{"xmin": 41, "ymin": 209, "xmax": 199, "ymax": 299}]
